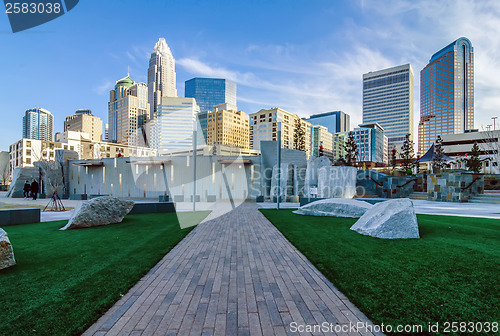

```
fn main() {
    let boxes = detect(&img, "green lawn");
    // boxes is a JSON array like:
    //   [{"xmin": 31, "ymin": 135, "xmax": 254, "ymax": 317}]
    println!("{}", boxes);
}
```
[
  {"xmin": 260, "ymin": 209, "xmax": 500, "ymax": 335},
  {"xmin": 0, "ymin": 211, "xmax": 209, "ymax": 336}
]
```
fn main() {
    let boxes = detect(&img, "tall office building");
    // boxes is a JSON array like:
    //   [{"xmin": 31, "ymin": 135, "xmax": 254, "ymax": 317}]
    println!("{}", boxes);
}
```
[
  {"xmin": 418, "ymin": 37, "xmax": 474, "ymax": 155},
  {"xmin": 305, "ymin": 111, "xmax": 350, "ymax": 133},
  {"xmin": 22, "ymin": 108, "xmax": 54, "ymax": 141},
  {"xmin": 108, "ymin": 76, "xmax": 150, "ymax": 145},
  {"xmin": 249, "ymin": 108, "xmax": 311, "ymax": 154},
  {"xmin": 363, "ymin": 64, "xmax": 414, "ymax": 153},
  {"xmin": 351, "ymin": 123, "xmax": 388, "ymax": 164},
  {"xmin": 64, "ymin": 109, "xmax": 103, "ymax": 142},
  {"xmin": 185, "ymin": 78, "xmax": 237, "ymax": 141},
  {"xmin": 207, "ymin": 104, "xmax": 249, "ymax": 149},
  {"xmin": 148, "ymin": 38, "xmax": 177, "ymax": 119},
  {"xmin": 310, "ymin": 125, "xmax": 334, "ymax": 160},
  {"xmin": 150, "ymin": 97, "xmax": 201, "ymax": 153}
]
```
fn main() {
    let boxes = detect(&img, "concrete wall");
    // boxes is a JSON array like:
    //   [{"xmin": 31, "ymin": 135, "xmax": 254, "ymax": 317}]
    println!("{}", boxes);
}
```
[{"xmin": 67, "ymin": 155, "xmax": 262, "ymax": 201}]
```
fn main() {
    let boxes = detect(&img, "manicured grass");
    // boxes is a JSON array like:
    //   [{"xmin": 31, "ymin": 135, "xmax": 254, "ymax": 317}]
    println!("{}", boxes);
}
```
[
  {"xmin": 0, "ymin": 211, "xmax": 209, "ymax": 336},
  {"xmin": 0, "ymin": 202, "xmax": 74, "ymax": 210},
  {"xmin": 260, "ymin": 209, "xmax": 500, "ymax": 335}
]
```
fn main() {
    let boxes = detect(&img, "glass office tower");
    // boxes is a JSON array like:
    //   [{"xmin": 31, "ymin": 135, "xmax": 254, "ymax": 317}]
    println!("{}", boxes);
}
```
[
  {"xmin": 185, "ymin": 78, "xmax": 237, "ymax": 141},
  {"xmin": 362, "ymin": 64, "xmax": 414, "ymax": 153},
  {"xmin": 23, "ymin": 108, "xmax": 54, "ymax": 141},
  {"xmin": 418, "ymin": 37, "xmax": 474, "ymax": 155},
  {"xmin": 305, "ymin": 111, "xmax": 350, "ymax": 133}
]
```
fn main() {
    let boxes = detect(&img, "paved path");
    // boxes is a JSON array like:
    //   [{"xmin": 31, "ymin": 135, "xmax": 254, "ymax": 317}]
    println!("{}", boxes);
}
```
[{"xmin": 84, "ymin": 203, "xmax": 379, "ymax": 336}]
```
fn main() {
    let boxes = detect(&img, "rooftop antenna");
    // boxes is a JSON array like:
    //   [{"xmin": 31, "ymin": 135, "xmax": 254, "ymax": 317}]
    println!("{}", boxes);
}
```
[{"xmin": 127, "ymin": 66, "xmax": 130, "ymax": 77}]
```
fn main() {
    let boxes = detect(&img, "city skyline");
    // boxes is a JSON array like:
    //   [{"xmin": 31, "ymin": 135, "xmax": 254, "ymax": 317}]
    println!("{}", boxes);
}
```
[{"xmin": 1, "ymin": 1, "xmax": 500, "ymax": 151}]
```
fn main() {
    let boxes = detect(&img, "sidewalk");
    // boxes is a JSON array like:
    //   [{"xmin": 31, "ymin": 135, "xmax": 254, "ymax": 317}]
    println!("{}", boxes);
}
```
[{"xmin": 84, "ymin": 203, "xmax": 380, "ymax": 335}]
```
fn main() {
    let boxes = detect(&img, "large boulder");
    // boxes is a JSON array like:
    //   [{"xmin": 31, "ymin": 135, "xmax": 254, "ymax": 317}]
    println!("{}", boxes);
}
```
[
  {"xmin": 0, "ymin": 228, "xmax": 16, "ymax": 270},
  {"xmin": 293, "ymin": 198, "xmax": 372, "ymax": 218},
  {"xmin": 60, "ymin": 196, "xmax": 135, "ymax": 230},
  {"xmin": 350, "ymin": 198, "xmax": 419, "ymax": 239}
]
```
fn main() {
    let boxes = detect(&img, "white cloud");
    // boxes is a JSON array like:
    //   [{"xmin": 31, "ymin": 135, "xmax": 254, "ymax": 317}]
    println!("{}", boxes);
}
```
[{"xmin": 92, "ymin": 80, "xmax": 113, "ymax": 95}]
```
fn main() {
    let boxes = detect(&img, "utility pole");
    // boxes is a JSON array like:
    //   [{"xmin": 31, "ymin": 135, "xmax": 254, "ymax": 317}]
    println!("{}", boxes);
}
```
[
  {"xmin": 277, "ymin": 122, "xmax": 281, "ymax": 210},
  {"xmin": 192, "ymin": 128, "xmax": 197, "ymax": 212}
]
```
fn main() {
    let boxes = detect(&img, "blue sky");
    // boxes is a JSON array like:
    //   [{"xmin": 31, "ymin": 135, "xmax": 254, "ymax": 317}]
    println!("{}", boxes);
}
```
[{"xmin": 1, "ymin": 0, "xmax": 499, "ymax": 151}]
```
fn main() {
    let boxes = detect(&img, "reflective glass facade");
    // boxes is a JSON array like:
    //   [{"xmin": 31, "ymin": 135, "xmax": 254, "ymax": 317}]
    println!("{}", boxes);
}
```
[
  {"xmin": 362, "ymin": 64, "xmax": 414, "ymax": 152},
  {"xmin": 418, "ymin": 37, "xmax": 474, "ymax": 155},
  {"xmin": 305, "ymin": 111, "xmax": 350, "ymax": 133},
  {"xmin": 185, "ymin": 78, "xmax": 237, "ymax": 141},
  {"xmin": 23, "ymin": 108, "xmax": 54, "ymax": 141}
]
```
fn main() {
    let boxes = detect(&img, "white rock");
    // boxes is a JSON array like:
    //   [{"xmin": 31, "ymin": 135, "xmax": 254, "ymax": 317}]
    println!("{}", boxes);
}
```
[
  {"xmin": 293, "ymin": 198, "xmax": 372, "ymax": 218},
  {"xmin": 60, "ymin": 196, "xmax": 135, "ymax": 230},
  {"xmin": 0, "ymin": 228, "xmax": 16, "ymax": 270},
  {"xmin": 350, "ymin": 198, "xmax": 420, "ymax": 239}
]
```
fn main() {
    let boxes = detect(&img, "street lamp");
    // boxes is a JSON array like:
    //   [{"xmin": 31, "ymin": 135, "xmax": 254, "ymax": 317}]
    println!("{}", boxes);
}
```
[
  {"xmin": 492, "ymin": 117, "xmax": 498, "ymax": 130},
  {"xmin": 486, "ymin": 125, "xmax": 492, "ymax": 131}
]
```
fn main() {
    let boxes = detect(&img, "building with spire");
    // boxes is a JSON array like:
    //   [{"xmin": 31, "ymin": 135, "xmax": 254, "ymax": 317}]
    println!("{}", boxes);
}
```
[
  {"xmin": 418, "ymin": 37, "xmax": 474, "ymax": 155},
  {"xmin": 147, "ymin": 38, "xmax": 177, "ymax": 120},
  {"xmin": 108, "ymin": 75, "xmax": 150, "ymax": 145}
]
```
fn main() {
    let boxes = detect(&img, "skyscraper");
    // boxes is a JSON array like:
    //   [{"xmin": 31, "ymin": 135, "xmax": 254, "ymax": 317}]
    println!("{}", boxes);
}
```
[
  {"xmin": 185, "ymin": 78, "xmax": 237, "ymax": 140},
  {"xmin": 305, "ymin": 111, "xmax": 350, "ymax": 133},
  {"xmin": 362, "ymin": 64, "xmax": 414, "ymax": 153},
  {"xmin": 64, "ymin": 109, "xmax": 103, "ymax": 142},
  {"xmin": 351, "ymin": 123, "xmax": 388, "ymax": 164},
  {"xmin": 22, "ymin": 108, "xmax": 54, "ymax": 141},
  {"xmin": 148, "ymin": 38, "xmax": 177, "ymax": 119},
  {"xmin": 418, "ymin": 37, "xmax": 474, "ymax": 155},
  {"xmin": 108, "ymin": 76, "xmax": 150, "ymax": 145},
  {"xmin": 150, "ymin": 97, "xmax": 201, "ymax": 153}
]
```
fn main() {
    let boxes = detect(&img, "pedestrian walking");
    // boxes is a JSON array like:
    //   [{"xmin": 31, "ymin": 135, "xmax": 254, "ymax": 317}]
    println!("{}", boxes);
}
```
[
  {"xmin": 23, "ymin": 180, "xmax": 31, "ymax": 199},
  {"xmin": 30, "ymin": 179, "xmax": 39, "ymax": 200}
]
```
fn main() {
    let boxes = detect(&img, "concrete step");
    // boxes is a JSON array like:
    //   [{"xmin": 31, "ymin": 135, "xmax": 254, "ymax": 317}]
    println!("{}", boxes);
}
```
[
  {"xmin": 472, "ymin": 194, "xmax": 500, "ymax": 200},
  {"xmin": 409, "ymin": 192, "xmax": 427, "ymax": 200},
  {"xmin": 469, "ymin": 199, "xmax": 500, "ymax": 204}
]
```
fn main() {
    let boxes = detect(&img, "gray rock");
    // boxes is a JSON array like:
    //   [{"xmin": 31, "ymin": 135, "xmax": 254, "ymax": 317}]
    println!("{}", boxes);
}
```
[
  {"xmin": 293, "ymin": 198, "xmax": 372, "ymax": 218},
  {"xmin": 0, "ymin": 228, "xmax": 16, "ymax": 270},
  {"xmin": 350, "ymin": 198, "xmax": 420, "ymax": 239},
  {"xmin": 60, "ymin": 196, "xmax": 135, "ymax": 230}
]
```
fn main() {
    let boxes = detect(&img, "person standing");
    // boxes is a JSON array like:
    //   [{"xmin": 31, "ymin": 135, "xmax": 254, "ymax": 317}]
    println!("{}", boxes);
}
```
[
  {"xmin": 23, "ymin": 180, "xmax": 31, "ymax": 200},
  {"xmin": 30, "ymin": 179, "xmax": 39, "ymax": 200}
]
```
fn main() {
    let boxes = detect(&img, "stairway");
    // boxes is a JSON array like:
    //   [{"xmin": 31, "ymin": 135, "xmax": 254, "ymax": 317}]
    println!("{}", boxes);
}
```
[
  {"xmin": 469, "ymin": 192, "xmax": 500, "ymax": 204},
  {"xmin": 408, "ymin": 191, "xmax": 428, "ymax": 200},
  {"xmin": 356, "ymin": 189, "xmax": 379, "ymax": 198}
]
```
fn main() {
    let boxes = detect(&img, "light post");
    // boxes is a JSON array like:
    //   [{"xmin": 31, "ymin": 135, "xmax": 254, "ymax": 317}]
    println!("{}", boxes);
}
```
[
  {"xmin": 276, "ymin": 122, "xmax": 281, "ymax": 210},
  {"xmin": 486, "ymin": 125, "xmax": 492, "ymax": 131},
  {"xmin": 192, "ymin": 126, "xmax": 197, "ymax": 212},
  {"xmin": 492, "ymin": 117, "xmax": 497, "ymax": 130}
]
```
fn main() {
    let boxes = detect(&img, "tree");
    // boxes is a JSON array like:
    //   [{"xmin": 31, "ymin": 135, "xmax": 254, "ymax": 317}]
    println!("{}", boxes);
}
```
[
  {"xmin": 318, "ymin": 142, "xmax": 324, "ymax": 157},
  {"xmin": 344, "ymin": 132, "xmax": 358, "ymax": 166},
  {"xmin": 432, "ymin": 135, "xmax": 448, "ymax": 173},
  {"xmin": 400, "ymin": 133, "xmax": 415, "ymax": 174},
  {"xmin": 293, "ymin": 119, "xmax": 306, "ymax": 151},
  {"xmin": 464, "ymin": 142, "xmax": 482, "ymax": 173},
  {"xmin": 391, "ymin": 147, "xmax": 397, "ymax": 170}
]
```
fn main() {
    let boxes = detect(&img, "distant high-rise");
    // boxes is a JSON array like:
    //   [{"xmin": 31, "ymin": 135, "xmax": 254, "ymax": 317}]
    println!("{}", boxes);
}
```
[
  {"xmin": 207, "ymin": 104, "xmax": 249, "ymax": 149},
  {"xmin": 351, "ymin": 123, "xmax": 388, "ymax": 164},
  {"xmin": 23, "ymin": 108, "xmax": 53, "ymax": 141},
  {"xmin": 64, "ymin": 109, "xmax": 103, "ymax": 142},
  {"xmin": 185, "ymin": 78, "xmax": 237, "ymax": 141},
  {"xmin": 108, "ymin": 76, "xmax": 150, "ymax": 145},
  {"xmin": 363, "ymin": 64, "xmax": 414, "ymax": 153},
  {"xmin": 305, "ymin": 111, "xmax": 350, "ymax": 133},
  {"xmin": 150, "ymin": 97, "xmax": 201, "ymax": 153},
  {"xmin": 148, "ymin": 38, "xmax": 177, "ymax": 119},
  {"xmin": 418, "ymin": 37, "xmax": 474, "ymax": 155}
]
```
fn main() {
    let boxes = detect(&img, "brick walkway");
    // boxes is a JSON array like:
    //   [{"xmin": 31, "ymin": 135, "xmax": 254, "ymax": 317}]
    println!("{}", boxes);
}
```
[{"xmin": 84, "ymin": 203, "xmax": 380, "ymax": 336}]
